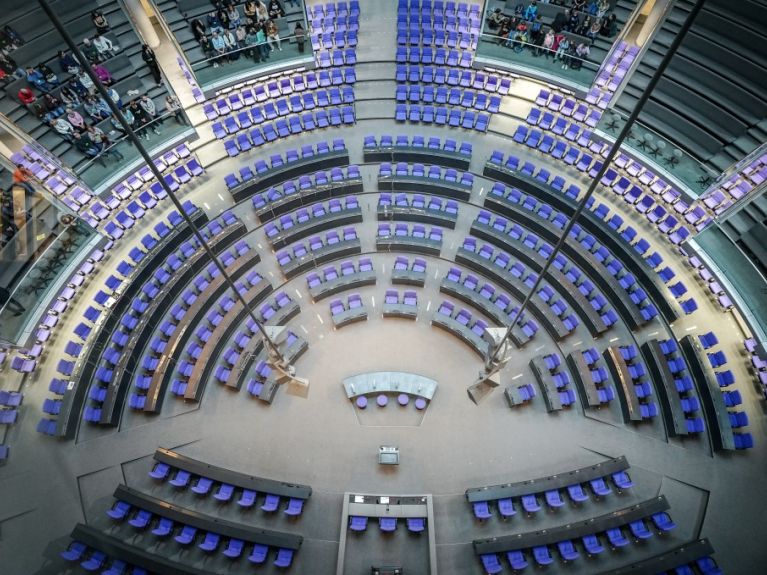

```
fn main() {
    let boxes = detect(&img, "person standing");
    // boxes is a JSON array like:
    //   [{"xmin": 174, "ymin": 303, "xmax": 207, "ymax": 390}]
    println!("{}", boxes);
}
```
[
  {"xmin": 294, "ymin": 22, "xmax": 306, "ymax": 53},
  {"xmin": 165, "ymin": 95, "xmax": 186, "ymax": 124},
  {"xmin": 141, "ymin": 44, "xmax": 162, "ymax": 85}
]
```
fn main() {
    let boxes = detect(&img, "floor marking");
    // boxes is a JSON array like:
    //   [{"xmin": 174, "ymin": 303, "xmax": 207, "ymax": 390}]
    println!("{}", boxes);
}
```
[
  {"xmin": 316, "ymin": 314, "xmax": 324, "ymax": 324},
  {"xmin": 535, "ymin": 345, "xmax": 544, "ymax": 351},
  {"xmin": 572, "ymin": 340, "xmax": 582, "ymax": 346},
  {"xmin": 511, "ymin": 373, "xmax": 523, "ymax": 380},
  {"xmin": 478, "ymin": 186, "xmax": 485, "ymax": 197},
  {"xmin": 300, "ymin": 325, "xmax": 308, "ymax": 334},
  {"xmin": 609, "ymin": 337, "xmax": 619, "ymax": 342},
  {"xmin": 257, "ymin": 243, "xmax": 263, "ymax": 250},
  {"xmin": 685, "ymin": 325, "xmax": 697, "ymax": 331},
  {"xmin": 371, "ymin": 296, "xmax": 376, "ymax": 308},
  {"xmin": 217, "ymin": 194, "xmax": 224, "ymax": 201},
  {"xmin": 295, "ymin": 289, "xmax": 302, "ymax": 299},
  {"xmin": 203, "ymin": 202, "xmax": 210, "ymax": 210},
  {"xmin": 426, "ymin": 300, "xmax": 432, "ymax": 312},
  {"xmin": 647, "ymin": 331, "xmax": 659, "ymax": 336}
]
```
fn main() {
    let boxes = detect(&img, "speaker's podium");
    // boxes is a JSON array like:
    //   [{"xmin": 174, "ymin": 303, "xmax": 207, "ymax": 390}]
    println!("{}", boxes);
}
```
[{"xmin": 372, "ymin": 567, "xmax": 403, "ymax": 574}]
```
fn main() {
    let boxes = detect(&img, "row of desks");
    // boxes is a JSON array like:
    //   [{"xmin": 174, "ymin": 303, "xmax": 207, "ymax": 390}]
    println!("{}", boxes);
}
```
[
  {"xmin": 282, "ymin": 238, "xmax": 362, "ymax": 279},
  {"xmin": 377, "ymin": 204, "xmax": 458, "ymax": 229},
  {"xmin": 254, "ymin": 178, "xmax": 363, "ymax": 222},
  {"xmin": 473, "ymin": 496, "xmax": 669, "ymax": 555},
  {"xmin": 268, "ymin": 206, "xmax": 363, "ymax": 250},
  {"xmin": 439, "ymin": 279, "xmax": 532, "ymax": 348},
  {"xmin": 466, "ymin": 456, "xmax": 629, "ymax": 502},
  {"xmin": 155, "ymin": 447, "xmax": 312, "ymax": 500},
  {"xmin": 54, "ymin": 209, "xmax": 210, "ymax": 438},
  {"xmin": 230, "ymin": 149, "xmax": 350, "ymax": 203},
  {"xmin": 364, "ymin": 145, "xmax": 471, "ymax": 170},
  {"xmin": 377, "ymin": 175, "xmax": 472, "ymax": 201},
  {"xmin": 144, "ymin": 250, "xmax": 261, "ymax": 413},
  {"xmin": 114, "ymin": 484, "xmax": 303, "ymax": 550},
  {"xmin": 483, "ymin": 163, "xmax": 677, "ymax": 326},
  {"xmin": 455, "ymin": 248, "xmax": 572, "ymax": 343}
]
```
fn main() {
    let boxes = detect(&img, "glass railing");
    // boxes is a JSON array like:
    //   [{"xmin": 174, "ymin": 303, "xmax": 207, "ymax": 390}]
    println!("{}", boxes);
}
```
[
  {"xmin": 0, "ymin": 204, "xmax": 95, "ymax": 344},
  {"xmin": 597, "ymin": 110, "xmax": 720, "ymax": 198},
  {"xmin": 191, "ymin": 33, "xmax": 314, "ymax": 91},
  {"xmin": 73, "ymin": 109, "xmax": 193, "ymax": 190},
  {"xmin": 475, "ymin": 32, "xmax": 602, "ymax": 89}
]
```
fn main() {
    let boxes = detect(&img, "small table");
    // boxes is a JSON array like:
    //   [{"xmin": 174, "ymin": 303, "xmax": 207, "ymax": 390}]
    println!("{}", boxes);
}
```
[
  {"xmin": 379, "ymin": 446, "xmax": 399, "ymax": 465},
  {"xmin": 397, "ymin": 393, "xmax": 409, "ymax": 406},
  {"xmin": 356, "ymin": 396, "xmax": 368, "ymax": 409},
  {"xmin": 377, "ymin": 394, "xmax": 388, "ymax": 407}
]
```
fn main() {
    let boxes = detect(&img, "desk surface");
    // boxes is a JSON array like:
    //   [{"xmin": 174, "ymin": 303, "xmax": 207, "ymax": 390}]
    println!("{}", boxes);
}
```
[
  {"xmin": 603, "ymin": 347, "xmax": 643, "ymax": 422},
  {"xmin": 115, "ymin": 484, "xmax": 303, "ymax": 549},
  {"xmin": 473, "ymin": 496, "xmax": 669, "ymax": 555},
  {"xmin": 155, "ymin": 447, "xmax": 312, "ymax": 499},
  {"xmin": 343, "ymin": 372, "xmax": 438, "ymax": 400},
  {"xmin": 679, "ymin": 335, "xmax": 735, "ymax": 451},
  {"xmin": 641, "ymin": 340, "xmax": 689, "ymax": 436},
  {"xmin": 466, "ymin": 455, "xmax": 628, "ymax": 502},
  {"xmin": 529, "ymin": 356, "xmax": 562, "ymax": 412},
  {"xmin": 566, "ymin": 352, "xmax": 602, "ymax": 408}
]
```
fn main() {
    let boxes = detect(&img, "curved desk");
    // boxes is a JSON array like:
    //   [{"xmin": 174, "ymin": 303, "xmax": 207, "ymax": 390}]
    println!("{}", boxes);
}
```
[{"xmin": 343, "ymin": 372, "xmax": 438, "ymax": 401}]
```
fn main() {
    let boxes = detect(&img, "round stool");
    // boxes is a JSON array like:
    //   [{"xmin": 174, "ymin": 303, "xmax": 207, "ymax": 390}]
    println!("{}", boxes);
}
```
[
  {"xmin": 641, "ymin": 133, "xmax": 654, "ymax": 151},
  {"xmin": 355, "ymin": 396, "xmax": 368, "ymax": 409},
  {"xmin": 397, "ymin": 393, "xmax": 409, "ymax": 406},
  {"xmin": 415, "ymin": 398, "xmax": 427, "ymax": 410},
  {"xmin": 376, "ymin": 394, "xmax": 388, "ymax": 407}
]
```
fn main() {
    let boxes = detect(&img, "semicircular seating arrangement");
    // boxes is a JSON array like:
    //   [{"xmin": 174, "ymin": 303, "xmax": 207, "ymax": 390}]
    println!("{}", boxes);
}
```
[{"xmin": 1, "ymin": 1, "xmax": 763, "ymax": 574}]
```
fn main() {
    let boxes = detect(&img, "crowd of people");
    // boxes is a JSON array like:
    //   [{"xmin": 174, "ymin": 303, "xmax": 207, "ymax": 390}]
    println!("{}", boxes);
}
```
[
  {"xmin": 487, "ymin": 0, "xmax": 618, "ymax": 70},
  {"xmin": 191, "ymin": 0, "xmax": 306, "ymax": 68},
  {"xmin": 0, "ymin": 8, "xmax": 186, "ymax": 166}
]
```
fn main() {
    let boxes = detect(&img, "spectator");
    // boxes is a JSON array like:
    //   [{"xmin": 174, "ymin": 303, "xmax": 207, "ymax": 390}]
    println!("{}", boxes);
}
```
[
  {"xmin": 207, "ymin": 11, "xmax": 224, "ymax": 34},
  {"xmin": 597, "ymin": 0, "xmax": 610, "ymax": 19},
  {"xmin": 0, "ymin": 53, "xmax": 22, "ymax": 79},
  {"xmin": 227, "ymin": 4, "xmax": 241, "ymax": 28},
  {"xmin": 587, "ymin": 17, "xmax": 601, "ymax": 43},
  {"xmin": 572, "ymin": 42, "xmax": 590, "ymax": 70},
  {"xmin": 566, "ymin": 10, "xmax": 580, "ymax": 32},
  {"xmin": 2, "ymin": 25, "xmax": 23, "ymax": 49},
  {"xmin": 235, "ymin": 24, "xmax": 247, "ymax": 51},
  {"xmin": 81, "ymin": 38, "xmax": 100, "ymax": 63},
  {"xmin": 73, "ymin": 132, "xmax": 105, "ymax": 165},
  {"xmin": 141, "ymin": 44, "xmax": 162, "ymax": 85},
  {"xmin": 529, "ymin": 15, "xmax": 543, "ymax": 45},
  {"xmin": 76, "ymin": 68, "xmax": 95, "ymax": 94},
  {"xmin": 540, "ymin": 28, "xmax": 555, "ymax": 58},
  {"xmin": 41, "ymin": 93, "xmax": 65, "ymax": 119},
  {"xmin": 88, "ymin": 125, "xmax": 123, "ymax": 161},
  {"xmin": 256, "ymin": 1, "xmax": 269, "ymax": 21},
  {"xmin": 268, "ymin": 0, "xmax": 285, "ymax": 19},
  {"xmin": 218, "ymin": 6, "xmax": 231, "ymax": 30},
  {"xmin": 294, "ymin": 22, "xmax": 306, "ymax": 53},
  {"xmin": 573, "ymin": 0, "xmax": 587, "ymax": 12},
  {"xmin": 523, "ymin": 1, "xmax": 538, "ymax": 22},
  {"xmin": 57, "ymin": 50, "xmax": 79, "ymax": 75},
  {"xmin": 577, "ymin": 16, "xmax": 591, "ymax": 36},
  {"xmin": 601, "ymin": 14, "xmax": 618, "ymax": 37},
  {"xmin": 211, "ymin": 31, "xmax": 226, "ymax": 66},
  {"xmin": 17, "ymin": 87, "xmax": 35, "ymax": 105},
  {"xmin": 111, "ymin": 106, "xmax": 136, "ymax": 139},
  {"xmin": 266, "ymin": 19, "xmax": 281, "ymax": 51},
  {"xmin": 59, "ymin": 85, "xmax": 81, "ymax": 107},
  {"xmin": 551, "ymin": 10, "xmax": 567, "ymax": 32},
  {"xmin": 556, "ymin": 35, "xmax": 571, "ymax": 68},
  {"xmin": 13, "ymin": 164, "xmax": 35, "ymax": 194},
  {"xmin": 487, "ymin": 9, "xmax": 505, "ymax": 30},
  {"xmin": 26, "ymin": 67, "xmax": 55, "ymax": 91},
  {"xmin": 92, "ymin": 63, "xmax": 113, "ymax": 86},
  {"xmin": 139, "ymin": 95, "xmax": 162, "ymax": 134},
  {"xmin": 91, "ymin": 10, "xmax": 110, "ymax": 34},
  {"xmin": 223, "ymin": 28, "xmax": 238, "ymax": 59},
  {"xmin": 130, "ymin": 99, "xmax": 154, "ymax": 138},
  {"xmin": 165, "ymin": 95, "xmax": 186, "ymax": 124},
  {"xmin": 92, "ymin": 33, "xmax": 116, "ymax": 60},
  {"xmin": 66, "ymin": 107, "xmax": 87, "ymax": 132},
  {"xmin": 83, "ymin": 95, "xmax": 111, "ymax": 120},
  {"xmin": 191, "ymin": 18, "xmax": 207, "ymax": 43},
  {"xmin": 107, "ymin": 86, "xmax": 122, "ymax": 109},
  {"xmin": 244, "ymin": 1, "xmax": 258, "ymax": 22}
]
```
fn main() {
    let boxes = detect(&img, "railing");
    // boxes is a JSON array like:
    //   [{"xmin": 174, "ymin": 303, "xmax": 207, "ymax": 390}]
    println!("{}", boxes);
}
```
[{"xmin": 475, "ymin": 32, "xmax": 602, "ymax": 89}]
